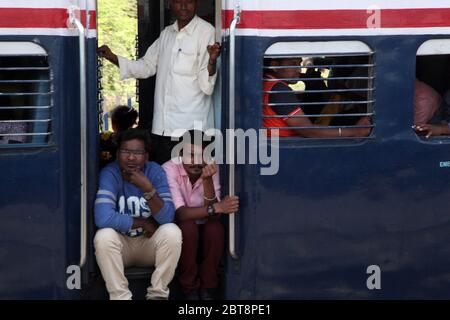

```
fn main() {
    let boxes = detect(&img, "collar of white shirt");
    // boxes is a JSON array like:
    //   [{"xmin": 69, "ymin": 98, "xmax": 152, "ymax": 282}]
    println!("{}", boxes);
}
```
[{"xmin": 171, "ymin": 15, "xmax": 199, "ymax": 35}]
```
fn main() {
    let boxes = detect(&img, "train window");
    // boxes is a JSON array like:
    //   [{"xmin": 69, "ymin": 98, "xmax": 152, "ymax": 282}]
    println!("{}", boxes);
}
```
[
  {"xmin": 263, "ymin": 41, "xmax": 374, "ymax": 140},
  {"xmin": 0, "ymin": 42, "xmax": 52, "ymax": 147},
  {"xmin": 414, "ymin": 40, "xmax": 450, "ymax": 140}
]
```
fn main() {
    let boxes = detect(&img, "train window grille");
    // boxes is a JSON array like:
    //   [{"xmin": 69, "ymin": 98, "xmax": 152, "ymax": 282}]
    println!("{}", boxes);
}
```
[
  {"xmin": 0, "ymin": 47, "xmax": 53, "ymax": 147},
  {"xmin": 262, "ymin": 51, "xmax": 375, "ymax": 140}
]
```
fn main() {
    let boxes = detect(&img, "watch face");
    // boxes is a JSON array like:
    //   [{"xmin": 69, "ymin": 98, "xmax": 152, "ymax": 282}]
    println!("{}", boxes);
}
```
[
  {"xmin": 143, "ymin": 192, "xmax": 153, "ymax": 201},
  {"xmin": 208, "ymin": 205, "xmax": 216, "ymax": 217}
]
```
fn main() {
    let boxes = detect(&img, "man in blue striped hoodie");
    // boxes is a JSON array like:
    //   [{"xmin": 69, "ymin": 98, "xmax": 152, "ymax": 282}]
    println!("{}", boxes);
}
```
[{"xmin": 94, "ymin": 128, "xmax": 182, "ymax": 300}]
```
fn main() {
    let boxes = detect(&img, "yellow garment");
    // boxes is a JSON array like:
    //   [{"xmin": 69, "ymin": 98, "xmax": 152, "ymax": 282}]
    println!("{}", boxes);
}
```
[{"xmin": 101, "ymin": 131, "xmax": 113, "ymax": 141}]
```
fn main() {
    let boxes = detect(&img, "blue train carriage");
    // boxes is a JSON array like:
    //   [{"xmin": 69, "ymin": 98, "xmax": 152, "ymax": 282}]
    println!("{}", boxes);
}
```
[
  {"xmin": 1, "ymin": 0, "xmax": 450, "ymax": 300},
  {"xmin": 0, "ymin": 0, "xmax": 98, "ymax": 299},
  {"xmin": 222, "ymin": 0, "xmax": 450, "ymax": 299}
]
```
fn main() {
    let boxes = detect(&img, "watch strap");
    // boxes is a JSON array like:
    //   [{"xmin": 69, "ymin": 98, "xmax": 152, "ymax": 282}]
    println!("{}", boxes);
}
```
[
  {"xmin": 207, "ymin": 204, "xmax": 217, "ymax": 217},
  {"xmin": 143, "ymin": 189, "xmax": 156, "ymax": 201}
]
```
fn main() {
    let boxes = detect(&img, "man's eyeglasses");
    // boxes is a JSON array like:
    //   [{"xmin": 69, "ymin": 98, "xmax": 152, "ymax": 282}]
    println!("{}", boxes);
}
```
[{"xmin": 118, "ymin": 149, "xmax": 146, "ymax": 157}]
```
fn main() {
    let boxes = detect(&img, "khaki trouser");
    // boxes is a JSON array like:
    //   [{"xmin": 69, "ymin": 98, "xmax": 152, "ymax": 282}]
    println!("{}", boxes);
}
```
[{"xmin": 94, "ymin": 223, "xmax": 182, "ymax": 300}]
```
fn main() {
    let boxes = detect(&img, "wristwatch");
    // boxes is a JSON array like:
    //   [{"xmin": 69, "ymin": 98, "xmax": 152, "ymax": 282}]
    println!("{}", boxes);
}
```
[
  {"xmin": 143, "ymin": 189, "xmax": 156, "ymax": 201},
  {"xmin": 207, "ymin": 204, "xmax": 218, "ymax": 217}
]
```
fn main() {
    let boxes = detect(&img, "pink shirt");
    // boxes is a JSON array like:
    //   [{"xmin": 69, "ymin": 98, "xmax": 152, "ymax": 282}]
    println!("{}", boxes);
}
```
[
  {"xmin": 414, "ymin": 80, "xmax": 442, "ymax": 125},
  {"xmin": 162, "ymin": 158, "xmax": 221, "ymax": 223}
]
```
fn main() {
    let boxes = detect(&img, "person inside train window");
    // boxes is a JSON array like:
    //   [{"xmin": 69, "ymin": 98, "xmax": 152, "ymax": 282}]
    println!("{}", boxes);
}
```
[
  {"xmin": 297, "ymin": 57, "xmax": 328, "ymax": 122},
  {"xmin": 98, "ymin": 0, "xmax": 221, "ymax": 165},
  {"xmin": 100, "ymin": 105, "xmax": 138, "ymax": 168},
  {"xmin": 263, "ymin": 57, "xmax": 371, "ymax": 138},
  {"xmin": 162, "ymin": 130, "xmax": 239, "ymax": 300},
  {"xmin": 0, "ymin": 109, "xmax": 28, "ymax": 144},
  {"xmin": 316, "ymin": 57, "xmax": 371, "ymax": 127},
  {"xmin": 413, "ymin": 80, "xmax": 450, "ymax": 137},
  {"xmin": 414, "ymin": 79, "xmax": 443, "ymax": 125},
  {"xmin": 94, "ymin": 128, "xmax": 182, "ymax": 300}
]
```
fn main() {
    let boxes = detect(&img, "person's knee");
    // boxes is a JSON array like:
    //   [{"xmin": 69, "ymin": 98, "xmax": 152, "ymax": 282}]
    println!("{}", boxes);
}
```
[
  {"xmin": 178, "ymin": 220, "xmax": 198, "ymax": 238},
  {"xmin": 94, "ymin": 228, "xmax": 121, "ymax": 252},
  {"xmin": 203, "ymin": 220, "xmax": 224, "ymax": 241},
  {"xmin": 157, "ymin": 223, "xmax": 182, "ymax": 248}
]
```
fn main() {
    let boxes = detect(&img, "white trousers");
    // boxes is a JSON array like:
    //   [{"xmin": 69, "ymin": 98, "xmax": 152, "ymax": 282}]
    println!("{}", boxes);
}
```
[{"xmin": 94, "ymin": 223, "xmax": 182, "ymax": 300}]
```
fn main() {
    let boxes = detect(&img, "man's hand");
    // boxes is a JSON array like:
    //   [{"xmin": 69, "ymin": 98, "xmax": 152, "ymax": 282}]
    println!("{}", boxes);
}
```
[
  {"xmin": 201, "ymin": 163, "xmax": 218, "ymax": 180},
  {"xmin": 122, "ymin": 168, "xmax": 154, "ymax": 192},
  {"xmin": 207, "ymin": 42, "xmax": 221, "ymax": 65},
  {"xmin": 133, "ymin": 217, "xmax": 158, "ymax": 238},
  {"xmin": 353, "ymin": 116, "xmax": 372, "ymax": 137},
  {"xmin": 142, "ymin": 218, "xmax": 158, "ymax": 238},
  {"xmin": 98, "ymin": 44, "xmax": 119, "ymax": 66},
  {"xmin": 414, "ymin": 123, "xmax": 449, "ymax": 138},
  {"xmin": 213, "ymin": 196, "xmax": 239, "ymax": 215}
]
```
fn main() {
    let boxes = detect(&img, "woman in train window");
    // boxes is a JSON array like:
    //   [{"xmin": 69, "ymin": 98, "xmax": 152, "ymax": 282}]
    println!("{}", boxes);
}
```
[{"xmin": 263, "ymin": 57, "xmax": 371, "ymax": 138}]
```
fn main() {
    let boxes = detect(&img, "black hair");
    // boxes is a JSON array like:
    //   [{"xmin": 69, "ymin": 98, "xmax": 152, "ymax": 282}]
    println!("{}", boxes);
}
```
[
  {"xmin": 111, "ymin": 105, "xmax": 138, "ymax": 132},
  {"xmin": 178, "ymin": 129, "xmax": 214, "ymax": 149},
  {"xmin": 116, "ymin": 128, "xmax": 151, "ymax": 153}
]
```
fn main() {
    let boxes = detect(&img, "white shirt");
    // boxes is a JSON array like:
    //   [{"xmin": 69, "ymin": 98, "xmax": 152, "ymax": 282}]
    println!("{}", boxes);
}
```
[{"xmin": 118, "ymin": 16, "xmax": 217, "ymax": 137}]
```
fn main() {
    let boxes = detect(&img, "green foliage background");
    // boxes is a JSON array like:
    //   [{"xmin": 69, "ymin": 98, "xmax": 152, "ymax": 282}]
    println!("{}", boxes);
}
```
[{"xmin": 98, "ymin": 0, "xmax": 137, "ymax": 113}]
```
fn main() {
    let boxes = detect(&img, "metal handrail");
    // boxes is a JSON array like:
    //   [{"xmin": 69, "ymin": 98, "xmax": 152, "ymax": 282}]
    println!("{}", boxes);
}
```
[
  {"xmin": 265, "ymin": 124, "xmax": 374, "ymax": 130},
  {"xmin": 267, "ymin": 100, "xmax": 376, "ymax": 106},
  {"xmin": 0, "ymin": 80, "xmax": 52, "ymax": 83},
  {"xmin": 263, "ymin": 76, "xmax": 376, "ymax": 82},
  {"xmin": 228, "ymin": 4, "xmax": 240, "ymax": 260},
  {"xmin": 0, "ymin": 67, "xmax": 50, "ymax": 71},
  {"xmin": 0, "ymin": 132, "xmax": 51, "ymax": 137},
  {"xmin": 265, "ymin": 88, "xmax": 374, "ymax": 94},
  {"xmin": 69, "ymin": 7, "xmax": 88, "ymax": 268},
  {"xmin": 0, "ymin": 106, "xmax": 52, "ymax": 109},
  {"xmin": 263, "ymin": 113, "xmax": 375, "ymax": 119},
  {"xmin": 264, "ymin": 64, "xmax": 375, "ymax": 69},
  {"xmin": 0, "ymin": 119, "xmax": 51, "ymax": 123}
]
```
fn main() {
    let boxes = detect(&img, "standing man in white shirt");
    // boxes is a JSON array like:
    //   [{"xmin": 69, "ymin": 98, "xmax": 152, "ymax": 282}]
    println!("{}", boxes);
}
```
[{"xmin": 98, "ymin": 0, "xmax": 221, "ymax": 164}]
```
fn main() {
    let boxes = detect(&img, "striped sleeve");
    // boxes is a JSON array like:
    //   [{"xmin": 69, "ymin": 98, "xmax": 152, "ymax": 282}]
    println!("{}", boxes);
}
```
[{"xmin": 94, "ymin": 167, "xmax": 133, "ymax": 233}]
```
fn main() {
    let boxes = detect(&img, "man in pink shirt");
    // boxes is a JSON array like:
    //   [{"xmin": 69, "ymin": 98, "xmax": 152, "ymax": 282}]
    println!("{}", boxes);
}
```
[{"xmin": 162, "ymin": 130, "xmax": 239, "ymax": 300}]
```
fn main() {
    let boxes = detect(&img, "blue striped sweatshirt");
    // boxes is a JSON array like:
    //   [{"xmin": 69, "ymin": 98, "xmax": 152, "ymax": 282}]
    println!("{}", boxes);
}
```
[{"xmin": 94, "ymin": 161, "xmax": 175, "ymax": 237}]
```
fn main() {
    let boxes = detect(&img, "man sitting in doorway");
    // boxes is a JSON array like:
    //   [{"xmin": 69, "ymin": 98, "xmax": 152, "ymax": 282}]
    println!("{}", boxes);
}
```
[
  {"xmin": 162, "ymin": 129, "xmax": 239, "ymax": 300},
  {"xmin": 94, "ymin": 128, "xmax": 182, "ymax": 300}
]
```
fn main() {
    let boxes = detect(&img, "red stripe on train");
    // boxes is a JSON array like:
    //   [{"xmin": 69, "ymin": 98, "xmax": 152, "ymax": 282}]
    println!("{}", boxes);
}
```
[
  {"xmin": 222, "ymin": 8, "xmax": 450, "ymax": 29},
  {"xmin": 0, "ymin": 8, "xmax": 96, "ymax": 29}
]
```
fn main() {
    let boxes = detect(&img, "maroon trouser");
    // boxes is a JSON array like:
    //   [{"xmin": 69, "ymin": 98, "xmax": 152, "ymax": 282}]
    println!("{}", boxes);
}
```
[{"xmin": 177, "ymin": 219, "xmax": 224, "ymax": 292}]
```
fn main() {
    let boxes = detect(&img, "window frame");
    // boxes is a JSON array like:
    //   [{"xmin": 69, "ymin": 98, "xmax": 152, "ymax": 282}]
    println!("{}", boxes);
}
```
[
  {"xmin": 262, "ymin": 40, "xmax": 376, "ymax": 145},
  {"xmin": 0, "ymin": 41, "xmax": 54, "ymax": 149}
]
